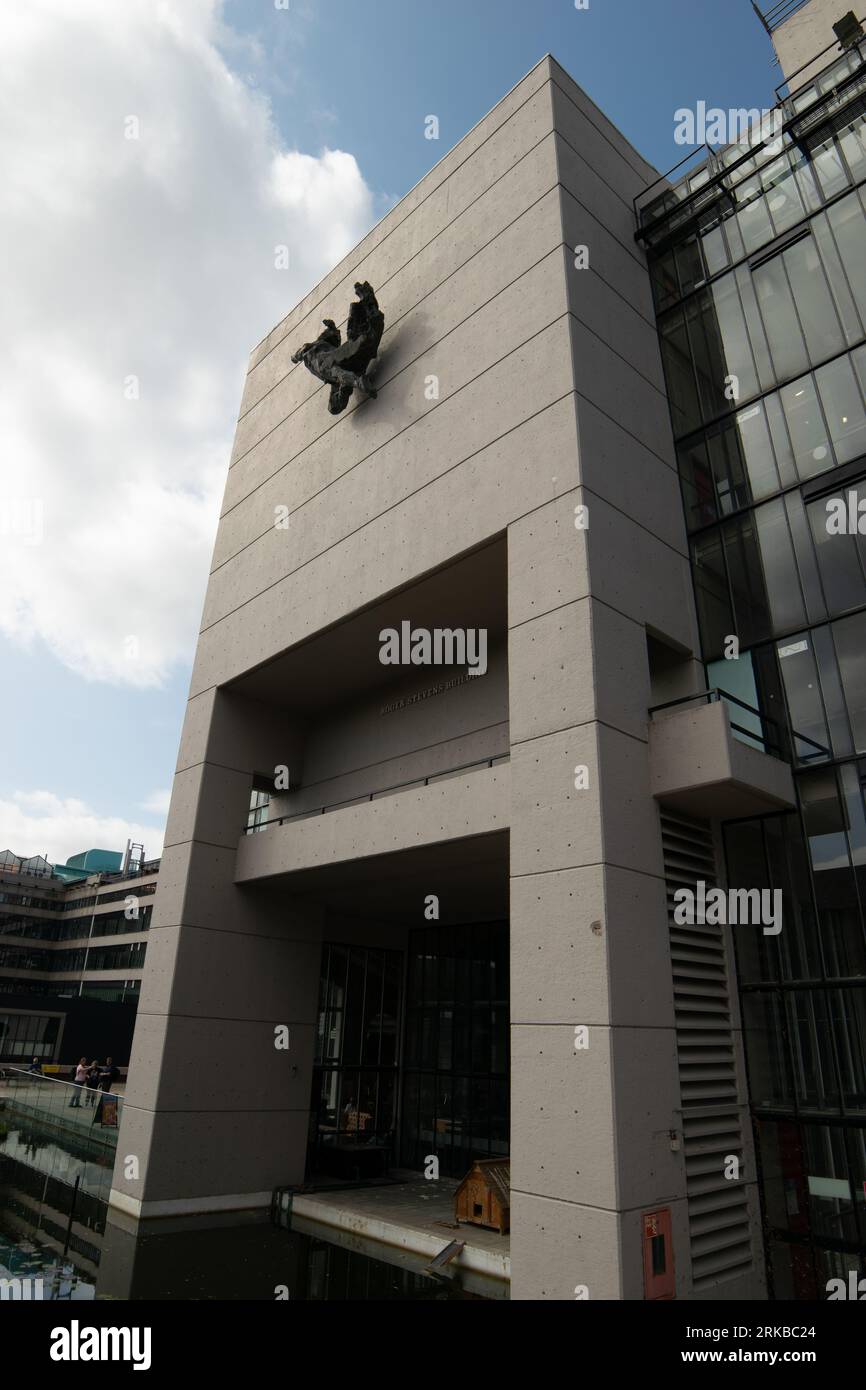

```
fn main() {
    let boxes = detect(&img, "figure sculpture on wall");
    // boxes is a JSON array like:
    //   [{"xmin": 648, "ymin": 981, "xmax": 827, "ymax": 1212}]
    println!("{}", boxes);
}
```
[{"xmin": 291, "ymin": 281, "xmax": 385, "ymax": 415}]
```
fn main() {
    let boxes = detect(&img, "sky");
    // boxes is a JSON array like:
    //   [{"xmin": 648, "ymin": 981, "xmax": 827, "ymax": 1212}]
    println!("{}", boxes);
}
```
[{"xmin": 0, "ymin": 0, "xmax": 784, "ymax": 864}]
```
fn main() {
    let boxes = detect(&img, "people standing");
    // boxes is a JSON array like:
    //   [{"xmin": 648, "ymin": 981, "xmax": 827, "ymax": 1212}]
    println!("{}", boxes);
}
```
[
  {"xmin": 85, "ymin": 1060, "xmax": 100, "ymax": 1107},
  {"xmin": 68, "ymin": 1057, "xmax": 88, "ymax": 1107},
  {"xmin": 94, "ymin": 1056, "xmax": 119, "ymax": 1125}
]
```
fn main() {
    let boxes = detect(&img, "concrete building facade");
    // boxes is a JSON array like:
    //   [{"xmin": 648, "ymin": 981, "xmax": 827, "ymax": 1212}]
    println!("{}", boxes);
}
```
[{"xmin": 113, "ymin": 5, "xmax": 866, "ymax": 1300}]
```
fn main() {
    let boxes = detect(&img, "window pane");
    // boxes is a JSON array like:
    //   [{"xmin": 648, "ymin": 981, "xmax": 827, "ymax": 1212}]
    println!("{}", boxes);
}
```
[
  {"xmin": 755, "ymin": 498, "xmax": 806, "ymax": 633},
  {"xmin": 766, "ymin": 389, "xmax": 798, "ymax": 487},
  {"xmin": 651, "ymin": 248, "xmax": 679, "ymax": 313},
  {"xmin": 827, "ymin": 188, "xmax": 866, "ymax": 329},
  {"xmin": 735, "ymin": 400, "xmax": 780, "ymax": 500},
  {"xmin": 692, "ymin": 530, "xmax": 733, "ymax": 657},
  {"xmin": 685, "ymin": 293, "xmax": 728, "ymax": 421},
  {"xmin": 838, "ymin": 110, "xmax": 866, "ymax": 185},
  {"xmin": 722, "ymin": 514, "xmax": 772, "ymax": 645},
  {"xmin": 815, "ymin": 356, "xmax": 866, "ymax": 466},
  {"xmin": 711, "ymin": 274, "xmax": 760, "ymax": 401},
  {"xmin": 763, "ymin": 156, "xmax": 807, "ymax": 235},
  {"xmin": 782, "ymin": 235, "xmax": 846, "ymax": 366},
  {"xmin": 777, "ymin": 634, "xmax": 830, "ymax": 760},
  {"xmin": 736, "ymin": 185, "xmax": 776, "ymax": 255},
  {"xmin": 735, "ymin": 265, "xmax": 776, "ymax": 392},
  {"xmin": 701, "ymin": 225, "xmax": 729, "ymax": 277},
  {"xmin": 743, "ymin": 992, "xmax": 793, "ymax": 1107},
  {"xmin": 752, "ymin": 256, "xmax": 808, "ymax": 383},
  {"xmin": 813, "ymin": 624, "xmax": 855, "ymax": 759},
  {"xmin": 785, "ymin": 491, "xmax": 827, "ymax": 625},
  {"xmin": 808, "ymin": 482, "xmax": 866, "ymax": 616},
  {"xmin": 787, "ymin": 989, "xmax": 839, "ymax": 1112},
  {"xmin": 675, "ymin": 237, "xmax": 705, "ymax": 296},
  {"xmin": 678, "ymin": 437, "xmax": 717, "ymax": 527},
  {"xmin": 809, "ymin": 130, "xmax": 849, "ymax": 200},
  {"xmin": 832, "ymin": 612, "xmax": 866, "ymax": 752},
  {"xmin": 707, "ymin": 423, "xmax": 750, "ymax": 515},
  {"xmin": 812, "ymin": 205, "xmax": 863, "ymax": 345},
  {"xmin": 660, "ymin": 310, "xmax": 700, "ymax": 435},
  {"xmin": 780, "ymin": 374, "xmax": 832, "ymax": 481}
]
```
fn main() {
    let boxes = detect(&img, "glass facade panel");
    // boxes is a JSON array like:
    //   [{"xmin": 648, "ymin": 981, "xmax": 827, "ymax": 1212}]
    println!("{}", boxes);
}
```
[
  {"xmin": 815, "ymin": 355, "xmax": 866, "ymax": 464},
  {"xmin": 650, "ymin": 61, "xmax": 866, "ymax": 1294},
  {"xmin": 780, "ymin": 375, "xmax": 832, "ymax": 481}
]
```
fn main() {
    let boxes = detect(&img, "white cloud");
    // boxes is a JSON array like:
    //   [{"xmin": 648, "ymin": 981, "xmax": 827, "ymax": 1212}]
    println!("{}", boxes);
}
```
[
  {"xmin": 140, "ymin": 788, "xmax": 172, "ymax": 817},
  {"xmin": 0, "ymin": 790, "xmax": 165, "ymax": 867},
  {"xmin": 0, "ymin": 0, "xmax": 376, "ymax": 687}
]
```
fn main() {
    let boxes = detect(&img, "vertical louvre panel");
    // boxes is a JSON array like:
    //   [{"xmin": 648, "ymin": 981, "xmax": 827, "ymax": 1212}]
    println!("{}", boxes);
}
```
[{"xmin": 661, "ymin": 810, "xmax": 753, "ymax": 1289}]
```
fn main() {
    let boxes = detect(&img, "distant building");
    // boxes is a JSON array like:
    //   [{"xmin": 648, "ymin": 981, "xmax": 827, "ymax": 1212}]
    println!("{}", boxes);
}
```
[{"xmin": 0, "ymin": 845, "xmax": 158, "ymax": 1067}]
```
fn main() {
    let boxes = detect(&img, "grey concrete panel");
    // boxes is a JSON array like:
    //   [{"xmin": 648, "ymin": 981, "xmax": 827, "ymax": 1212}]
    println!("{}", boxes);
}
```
[
  {"xmin": 555, "ymin": 132, "xmax": 650, "ymax": 264},
  {"xmin": 649, "ymin": 700, "xmax": 797, "ymax": 817},
  {"xmin": 510, "ymin": 725, "xmax": 602, "ymax": 877},
  {"xmin": 568, "ymin": 317, "xmax": 677, "ymax": 462},
  {"xmin": 508, "ymin": 598, "xmax": 595, "ymax": 744},
  {"xmin": 191, "ymin": 321, "xmax": 575, "ymax": 695},
  {"xmin": 563, "ymin": 248, "xmax": 667, "ymax": 392},
  {"xmin": 509, "ymin": 1190, "xmax": 623, "ymax": 1299},
  {"xmin": 235, "ymin": 153, "xmax": 561, "ymax": 448},
  {"xmin": 583, "ymin": 488, "xmax": 698, "ymax": 650},
  {"xmin": 511, "ymin": 865, "xmax": 609, "ymax": 1024},
  {"xmin": 162, "ymin": 762, "xmax": 254, "ymax": 852},
  {"xmin": 548, "ymin": 59, "xmax": 659, "ymax": 185},
  {"xmin": 120, "ymin": 1012, "xmax": 315, "ymax": 1113},
  {"xmin": 149, "ymin": 840, "xmax": 325, "ymax": 940},
  {"xmin": 215, "ymin": 379, "xmax": 578, "ymax": 609},
  {"xmin": 247, "ymin": 62, "xmax": 556, "ymax": 370},
  {"xmin": 589, "ymin": 599, "xmax": 653, "ymax": 743},
  {"xmin": 596, "ymin": 722, "xmax": 666, "ymax": 881},
  {"xmin": 511, "ymin": 1023, "xmax": 617, "ymax": 1209},
  {"xmin": 604, "ymin": 866, "xmax": 676, "ymax": 1028},
  {"xmin": 609, "ymin": 1026, "xmax": 685, "ymax": 1210},
  {"xmin": 507, "ymin": 491, "xmax": 588, "ymax": 631},
  {"xmin": 560, "ymin": 184, "xmax": 656, "ymax": 325},
  {"xmin": 112, "ymin": 1105, "xmax": 311, "ymax": 1204},
  {"xmin": 235, "ymin": 763, "xmax": 509, "ymax": 881},
  {"xmin": 133, "ymin": 923, "xmax": 322, "ymax": 1023},
  {"xmin": 221, "ymin": 241, "xmax": 568, "ymax": 528}
]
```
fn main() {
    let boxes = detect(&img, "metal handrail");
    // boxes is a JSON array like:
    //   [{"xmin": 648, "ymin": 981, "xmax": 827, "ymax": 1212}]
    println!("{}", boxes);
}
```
[
  {"xmin": 242, "ymin": 752, "xmax": 509, "ymax": 835},
  {"xmin": 634, "ymin": 25, "xmax": 866, "ymax": 240},
  {"xmin": 648, "ymin": 687, "xmax": 829, "ymax": 764}
]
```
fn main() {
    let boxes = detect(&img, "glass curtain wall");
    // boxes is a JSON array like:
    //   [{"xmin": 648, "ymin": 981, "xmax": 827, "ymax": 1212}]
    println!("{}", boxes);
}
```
[{"xmin": 647, "ymin": 65, "xmax": 866, "ymax": 1290}]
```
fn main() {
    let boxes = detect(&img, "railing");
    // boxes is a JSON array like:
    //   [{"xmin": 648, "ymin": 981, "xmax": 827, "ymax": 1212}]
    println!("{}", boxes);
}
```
[
  {"xmin": 242, "ymin": 753, "xmax": 509, "ymax": 835},
  {"xmin": 0, "ymin": 1067, "xmax": 122, "ymax": 1162},
  {"xmin": 634, "ymin": 24, "xmax": 866, "ymax": 240},
  {"xmin": 648, "ymin": 688, "xmax": 829, "ymax": 765},
  {"xmin": 752, "ymin": 0, "xmax": 810, "ymax": 35}
]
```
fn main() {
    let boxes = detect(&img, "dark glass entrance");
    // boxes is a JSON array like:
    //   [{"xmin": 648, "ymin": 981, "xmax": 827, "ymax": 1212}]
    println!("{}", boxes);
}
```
[
  {"xmin": 400, "ymin": 921, "xmax": 509, "ymax": 1178},
  {"xmin": 308, "ymin": 944, "xmax": 402, "ymax": 1179}
]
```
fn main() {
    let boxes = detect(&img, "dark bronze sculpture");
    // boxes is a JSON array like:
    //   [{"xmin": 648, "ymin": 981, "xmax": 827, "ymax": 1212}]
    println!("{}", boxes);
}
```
[{"xmin": 291, "ymin": 281, "xmax": 385, "ymax": 414}]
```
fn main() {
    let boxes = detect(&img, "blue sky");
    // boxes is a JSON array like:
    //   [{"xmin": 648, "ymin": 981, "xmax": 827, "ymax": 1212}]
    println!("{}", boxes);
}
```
[{"xmin": 1, "ymin": 0, "xmax": 782, "ymax": 863}]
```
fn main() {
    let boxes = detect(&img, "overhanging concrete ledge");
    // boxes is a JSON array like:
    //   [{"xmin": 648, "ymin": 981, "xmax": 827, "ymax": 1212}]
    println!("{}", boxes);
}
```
[
  {"xmin": 290, "ymin": 1181, "xmax": 510, "ymax": 1286},
  {"xmin": 649, "ymin": 699, "xmax": 796, "ymax": 819},
  {"xmin": 235, "ymin": 763, "xmax": 510, "ymax": 882}
]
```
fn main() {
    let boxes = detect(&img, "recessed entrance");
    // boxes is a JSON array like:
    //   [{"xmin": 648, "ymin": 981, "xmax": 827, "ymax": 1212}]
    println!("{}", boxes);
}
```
[{"xmin": 307, "ymin": 920, "xmax": 510, "ymax": 1183}]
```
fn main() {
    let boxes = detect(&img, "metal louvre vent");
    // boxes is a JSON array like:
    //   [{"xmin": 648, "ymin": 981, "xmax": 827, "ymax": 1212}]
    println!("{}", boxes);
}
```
[{"xmin": 661, "ymin": 810, "xmax": 753, "ymax": 1289}]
